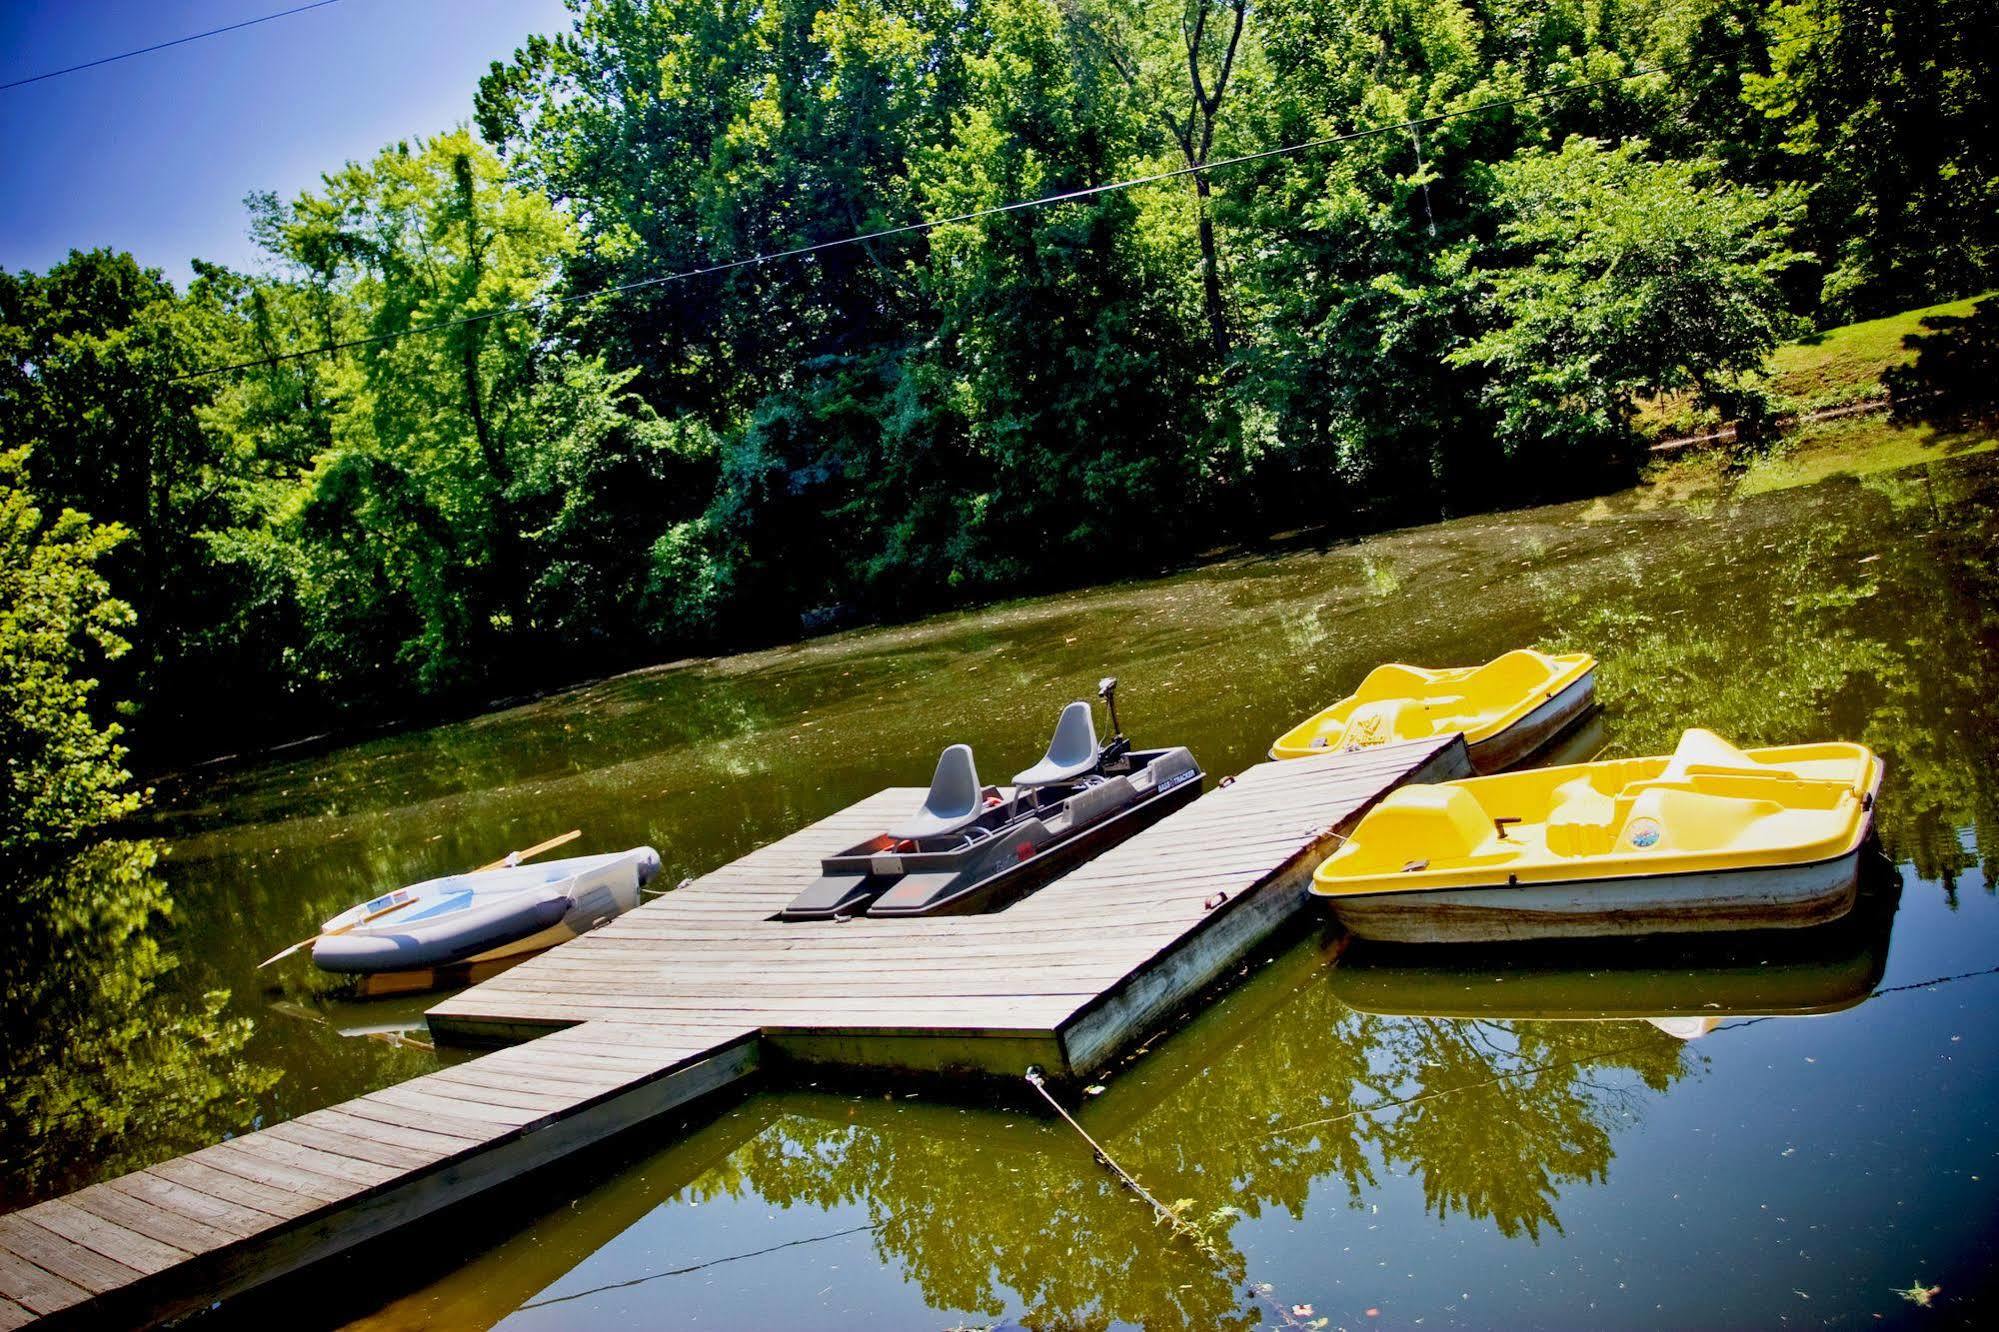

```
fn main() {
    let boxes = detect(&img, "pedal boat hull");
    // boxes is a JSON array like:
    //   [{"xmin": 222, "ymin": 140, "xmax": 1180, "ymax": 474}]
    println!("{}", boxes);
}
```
[
  {"xmin": 1312, "ymin": 733, "xmax": 1883, "ymax": 944},
  {"xmin": 1328, "ymin": 872, "xmax": 1895, "ymax": 1023},
  {"xmin": 1327, "ymin": 843, "xmax": 1872, "ymax": 944}
]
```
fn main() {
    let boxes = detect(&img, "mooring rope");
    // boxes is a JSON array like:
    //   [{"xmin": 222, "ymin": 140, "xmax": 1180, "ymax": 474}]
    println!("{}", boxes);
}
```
[
  {"xmin": 1026, "ymin": 1068, "xmax": 1332, "ymax": 1329},
  {"xmin": 1023, "ymin": 1067, "xmax": 1187, "ymax": 1232}
]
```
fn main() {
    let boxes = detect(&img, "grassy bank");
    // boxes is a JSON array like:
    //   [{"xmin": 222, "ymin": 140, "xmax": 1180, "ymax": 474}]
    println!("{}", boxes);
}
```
[
  {"xmin": 1640, "ymin": 291, "xmax": 1995, "ymax": 440},
  {"xmin": 1640, "ymin": 408, "xmax": 1998, "ymax": 504}
]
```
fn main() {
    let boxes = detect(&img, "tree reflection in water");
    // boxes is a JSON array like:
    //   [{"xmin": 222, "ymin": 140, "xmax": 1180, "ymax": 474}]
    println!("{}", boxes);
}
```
[
  {"xmin": 1547, "ymin": 460, "xmax": 1999, "ymax": 890},
  {"xmin": 429, "ymin": 887, "xmax": 1899, "ymax": 1332},
  {"xmin": 0, "ymin": 838, "xmax": 278, "ymax": 1207},
  {"xmin": 721, "ymin": 965, "xmax": 1691, "ymax": 1329},
  {"xmin": 356, "ymin": 938, "xmax": 1704, "ymax": 1332}
]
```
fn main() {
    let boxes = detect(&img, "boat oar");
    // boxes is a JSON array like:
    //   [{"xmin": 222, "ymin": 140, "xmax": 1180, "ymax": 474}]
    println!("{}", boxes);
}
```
[
  {"xmin": 472, "ymin": 828, "xmax": 580, "ymax": 873},
  {"xmin": 257, "ymin": 894, "xmax": 421, "ymax": 969},
  {"xmin": 258, "ymin": 829, "xmax": 583, "ymax": 969}
]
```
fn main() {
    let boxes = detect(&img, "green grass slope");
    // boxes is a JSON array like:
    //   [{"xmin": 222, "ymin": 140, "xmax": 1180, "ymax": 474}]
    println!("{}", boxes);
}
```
[
  {"xmin": 1770, "ymin": 292, "xmax": 1996, "ymax": 413},
  {"xmin": 1639, "ymin": 291, "xmax": 1996, "ymax": 440}
]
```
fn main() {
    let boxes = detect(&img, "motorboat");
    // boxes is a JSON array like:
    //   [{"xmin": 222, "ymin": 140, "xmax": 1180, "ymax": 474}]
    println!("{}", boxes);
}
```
[
  {"xmin": 1310, "ymin": 729, "xmax": 1883, "ymax": 943},
  {"xmin": 781, "ymin": 679, "xmax": 1202, "ymax": 920},
  {"xmin": 311, "ymin": 846, "xmax": 661, "ymax": 974},
  {"xmin": 1270, "ymin": 648, "xmax": 1596, "ymax": 773}
]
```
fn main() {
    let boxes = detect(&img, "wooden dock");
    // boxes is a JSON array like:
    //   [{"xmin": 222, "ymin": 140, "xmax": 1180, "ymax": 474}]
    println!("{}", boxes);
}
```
[{"xmin": 0, "ymin": 736, "xmax": 1463, "ymax": 1328}]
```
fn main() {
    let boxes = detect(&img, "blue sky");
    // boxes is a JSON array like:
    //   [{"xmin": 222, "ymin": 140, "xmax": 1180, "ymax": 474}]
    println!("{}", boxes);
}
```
[{"xmin": 1, "ymin": 0, "xmax": 574, "ymax": 285}]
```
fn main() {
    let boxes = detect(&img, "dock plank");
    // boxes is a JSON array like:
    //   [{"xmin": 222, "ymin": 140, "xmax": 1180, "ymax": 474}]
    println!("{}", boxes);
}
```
[
  {"xmin": 68, "ymin": 1182, "xmax": 244, "ymax": 1254},
  {"xmin": 7, "ymin": 738, "xmax": 1459, "ymax": 1328},
  {"xmin": 16, "ymin": 1202, "xmax": 188, "ymax": 1277},
  {"xmin": 0, "ymin": 1216, "xmax": 142, "ymax": 1295},
  {"xmin": 0, "ymin": 1247, "xmax": 87, "ymax": 1317}
]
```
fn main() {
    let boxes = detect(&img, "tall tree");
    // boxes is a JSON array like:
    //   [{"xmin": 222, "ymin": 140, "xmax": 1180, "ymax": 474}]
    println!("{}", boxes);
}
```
[
  {"xmin": 0, "ymin": 449, "xmax": 139, "ymax": 868},
  {"xmin": 248, "ymin": 130, "xmax": 636, "ymax": 694},
  {"xmin": 1069, "ymin": 0, "xmax": 1258, "ymax": 358},
  {"xmin": 0, "ymin": 251, "xmax": 236, "ymax": 740},
  {"xmin": 1744, "ymin": 0, "xmax": 1999, "ymax": 317}
]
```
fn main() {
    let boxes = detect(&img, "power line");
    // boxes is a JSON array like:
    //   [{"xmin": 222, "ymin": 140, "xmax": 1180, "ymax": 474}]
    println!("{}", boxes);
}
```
[
  {"xmin": 167, "ymin": 57, "xmax": 1685, "ymax": 384},
  {"xmin": 0, "ymin": 0, "xmax": 351, "ymax": 93}
]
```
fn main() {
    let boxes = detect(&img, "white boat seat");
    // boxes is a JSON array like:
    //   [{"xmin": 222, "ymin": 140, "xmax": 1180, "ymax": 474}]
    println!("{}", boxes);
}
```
[
  {"xmin": 1012, "ymin": 701, "xmax": 1100, "ymax": 788},
  {"xmin": 890, "ymin": 743, "xmax": 986, "ymax": 840}
]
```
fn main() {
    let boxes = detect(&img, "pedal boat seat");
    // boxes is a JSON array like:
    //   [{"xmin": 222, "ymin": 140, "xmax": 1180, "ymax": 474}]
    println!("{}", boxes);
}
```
[
  {"xmin": 1012, "ymin": 701, "xmax": 1100, "ymax": 788},
  {"xmin": 891, "ymin": 743, "xmax": 987, "ymax": 841}
]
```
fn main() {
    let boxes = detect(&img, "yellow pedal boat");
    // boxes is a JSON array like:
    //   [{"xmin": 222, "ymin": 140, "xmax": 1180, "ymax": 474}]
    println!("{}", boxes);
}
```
[
  {"xmin": 1311, "ymin": 729, "xmax": 1884, "ymax": 943},
  {"xmin": 1270, "ymin": 648, "xmax": 1596, "ymax": 773}
]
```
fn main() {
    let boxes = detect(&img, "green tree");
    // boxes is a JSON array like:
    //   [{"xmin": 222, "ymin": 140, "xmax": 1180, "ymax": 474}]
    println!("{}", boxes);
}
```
[
  {"xmin": 1743, "ymin": 0, "xmax": 1999, "ymax": 318},
  {"xmin": 245, "ymin": 129, "xmax": 670, "ymax": 696},
  {"xmin": 0, "ymin": 251, "xmax": 251, "ymax": 749},
  {"xmin": 1455, "ymin": 136, "xmax": 1802, "ymax": 466},
  {"xmin": 1073, "ymin": 0, "xmax": 1263, "ymax": 358},
  {"xmin": 0, "ymin": 449, "xmax": 140, "ymax": 866},
  {"xmin": 0, "ymin": 452, "xmax": 273, "ymax": 1205}
]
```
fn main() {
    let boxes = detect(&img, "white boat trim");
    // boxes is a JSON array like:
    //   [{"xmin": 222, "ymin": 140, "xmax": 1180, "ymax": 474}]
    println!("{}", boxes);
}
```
[{"xmin": 1329, "ymin": 843, "xmax": 1867, "ymax": 944}]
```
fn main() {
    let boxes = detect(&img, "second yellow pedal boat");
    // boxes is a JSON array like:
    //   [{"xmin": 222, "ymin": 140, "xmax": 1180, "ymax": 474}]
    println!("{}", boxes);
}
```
[
  {"xmin": 1270, "ymin": 648, "xmax": 1596, "ymax": 773},
  {"xmin": 1311, "ymin": 729, "xmax": 1883, "ymax": 943}
]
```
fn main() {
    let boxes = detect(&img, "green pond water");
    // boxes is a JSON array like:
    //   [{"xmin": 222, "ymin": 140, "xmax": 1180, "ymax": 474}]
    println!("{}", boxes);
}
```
[{"xmin": 6, "ymin": 440, "xmax": 1999, "ymax": 1328}]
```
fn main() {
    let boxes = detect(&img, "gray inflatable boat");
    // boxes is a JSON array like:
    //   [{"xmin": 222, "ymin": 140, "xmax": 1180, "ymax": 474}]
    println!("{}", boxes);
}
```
[{"xmin": 311, "ymin": 846, "xmax": 661, "ymax": 975}]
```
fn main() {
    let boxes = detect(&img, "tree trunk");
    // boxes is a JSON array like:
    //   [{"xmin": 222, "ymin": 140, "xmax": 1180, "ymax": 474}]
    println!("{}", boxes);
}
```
[{"xmin": 1193, "ymin": 172, "xmax": 1230, "ymax": 359}]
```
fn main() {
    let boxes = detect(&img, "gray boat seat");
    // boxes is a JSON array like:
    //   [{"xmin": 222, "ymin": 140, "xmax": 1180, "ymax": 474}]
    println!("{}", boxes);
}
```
[
  {"xmin": 890, "ymin": 743, "xmax": 986, "ymax": 840},
  {"xmin": 1013, "ymin": 701, "xmax": 1099, "ymax": 788}
]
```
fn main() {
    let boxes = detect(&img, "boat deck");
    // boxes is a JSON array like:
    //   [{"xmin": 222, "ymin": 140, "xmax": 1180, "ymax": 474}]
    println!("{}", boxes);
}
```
[{"xmin": 0, "ymin": 736, "xmax": 1464, "ymax": 1328}]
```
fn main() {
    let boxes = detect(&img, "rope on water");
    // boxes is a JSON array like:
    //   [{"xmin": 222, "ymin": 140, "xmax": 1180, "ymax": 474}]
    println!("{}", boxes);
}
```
[
  {"xmin": 1026, "ymin": 1069, "xmax": 1328, "ymax": 1329},
  {"xmin": 1024, "ymin": 1067, "xmax": 1188, "ymax": 1232}
]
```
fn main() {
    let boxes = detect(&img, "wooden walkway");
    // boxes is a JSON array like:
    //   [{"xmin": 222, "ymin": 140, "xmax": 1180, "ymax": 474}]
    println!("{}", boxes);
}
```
[{"xmin": 0, "ymin": 736, "xmax": 1463, "ymax": 1328}]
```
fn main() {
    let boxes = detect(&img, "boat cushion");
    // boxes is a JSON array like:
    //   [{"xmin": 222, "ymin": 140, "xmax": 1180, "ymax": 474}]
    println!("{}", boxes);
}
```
[
  {"xmin": 891, "ymin": 743, "xmax": 986, "ymax": 840},
  {"xmin": 1013, "ymin": 701, "xmax": 1100, "ymax": 787}
]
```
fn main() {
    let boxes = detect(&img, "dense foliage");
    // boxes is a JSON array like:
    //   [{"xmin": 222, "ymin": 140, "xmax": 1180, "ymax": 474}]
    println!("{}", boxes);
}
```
[
  {"xmin": 0, "ymin": 458, "xmax": 268, "ymax": 1203},
  {"xmin": 3, "ymin": 0, "xmax": 1994, "ymax": 758},
  {"xmin": 0, "ymin": 449, "xmax": 139, "ymax": 859}
]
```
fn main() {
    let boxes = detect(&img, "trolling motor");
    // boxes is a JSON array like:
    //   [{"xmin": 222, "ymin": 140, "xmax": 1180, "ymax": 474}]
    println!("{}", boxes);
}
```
[{"xmin": 1097, "ymin": 676, "xmax": 1132, "ymax": 769}]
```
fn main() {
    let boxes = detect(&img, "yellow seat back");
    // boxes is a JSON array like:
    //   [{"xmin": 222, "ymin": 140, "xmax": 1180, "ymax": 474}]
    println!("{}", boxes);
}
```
[
  {"xmin": 1460, "ymin": 648, "xmax": 1558, "ymax": 703},
  {"xmin": 1351, "ymin": 663, "xmax": 1439, "ymax": 703},
  {"xmin": 1617, "ymin": 786, "xmax": 1781, "ymax": 855},
  {"xmin": 1329, "ymin": 784, "xmax": 1494, "ymax": 876}
]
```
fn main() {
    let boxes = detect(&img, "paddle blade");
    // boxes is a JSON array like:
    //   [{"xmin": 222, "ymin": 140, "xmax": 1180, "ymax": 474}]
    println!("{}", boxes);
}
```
[{"xmin": 258, "ymin": 938, "xmax": 311, "ymax": 968}]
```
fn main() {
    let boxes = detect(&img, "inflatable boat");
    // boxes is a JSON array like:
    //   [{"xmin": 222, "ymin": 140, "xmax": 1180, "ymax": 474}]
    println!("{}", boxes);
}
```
[
  {"xmin": 1311, "ymin": 729, "xmax": 1883, "ymax": 943},
  {"xmin": 312, "ymin": 846, "xmax": 661, "ymax": 974},
  {"xmin": 781, "ymin": 679, "xmax": 1202, "ymax": 920},
  {"xmin": 1270, "ymin": 648, "xmax": 1596, "ymax": 773}
]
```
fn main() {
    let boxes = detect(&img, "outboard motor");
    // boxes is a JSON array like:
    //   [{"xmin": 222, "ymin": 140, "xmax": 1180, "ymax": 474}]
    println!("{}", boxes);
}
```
[{"xmin": 1097, "ymin": 676, "xmax": 1131, "ymax": 768}]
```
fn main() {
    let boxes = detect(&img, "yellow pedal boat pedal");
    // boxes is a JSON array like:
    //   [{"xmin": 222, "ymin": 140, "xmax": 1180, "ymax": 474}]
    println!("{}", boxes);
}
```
[
  {"xmin": 1270, "ymin": 648, "xmax": 1597, "ymax": 773},
  {"xmin": 1311, "ymin": 728, "xmax": 1884, "ymax": 943}
]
